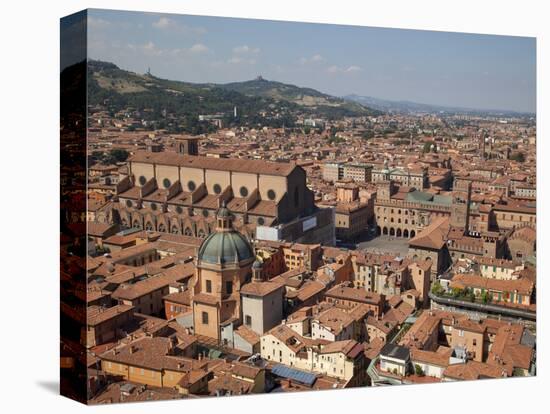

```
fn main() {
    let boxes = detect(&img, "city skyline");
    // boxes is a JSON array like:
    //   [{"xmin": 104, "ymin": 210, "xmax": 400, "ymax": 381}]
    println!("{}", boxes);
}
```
[{"xmin": 87, "ymin": 9, "xmax": 536, "ymax": 113}]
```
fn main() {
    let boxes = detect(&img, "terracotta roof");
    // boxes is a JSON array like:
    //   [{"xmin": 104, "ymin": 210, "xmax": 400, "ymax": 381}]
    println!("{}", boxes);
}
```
[
  {"xmin": 443, "ymin": 360, "xmax": 506, "ymax": 380},
  {"xmin": 325, "ymin": 284, "xmax": 382, "ymax": 305},
  {"xmin": 100, "ymin": 337, "xmax": 208, "ymax": 372},
  {"xmin": 409, "ymin": 216, "xmax": 449, "ymax": 250},
  {"xmin": 234, "ymin": 325, "xmax": 260, "ymax": 345},
  {"xmin": 241, "ymin": 280, "xmax": 284, "ymax": 297},
  {"xmin": 163, "ymin": 290, "xmax": 191, "ymax": 306},
  {"xmin": 130, "ymin": 151, "xmax": 297, "ymax": 177},
  {"xmin": 87, "ymin": 304, "xmax": 134, "ymax": 326},
  {"xmin": 450, "ymin": 273, "xmax": 534, "ymax": 296}
]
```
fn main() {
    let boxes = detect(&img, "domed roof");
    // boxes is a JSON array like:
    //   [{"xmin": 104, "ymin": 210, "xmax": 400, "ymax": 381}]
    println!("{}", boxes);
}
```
[
  {"xmin": 197, "ymin": 230, "xmax": 254, "ymax": 265},
  {"xmin": 217, "ymin": 205, "xmax": 231, "ymax": 218}
]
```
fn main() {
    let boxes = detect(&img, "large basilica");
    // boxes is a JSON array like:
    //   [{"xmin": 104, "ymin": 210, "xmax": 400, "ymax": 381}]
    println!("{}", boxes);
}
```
[{"xmin": 103, "ymin": 137, "xmax": 334, "ymax": 245}]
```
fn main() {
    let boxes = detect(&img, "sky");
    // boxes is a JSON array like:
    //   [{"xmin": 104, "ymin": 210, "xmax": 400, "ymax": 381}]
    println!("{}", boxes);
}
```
[{"xmin": 86, "ymin": 9, "xmax": 536, "ymax": 113}]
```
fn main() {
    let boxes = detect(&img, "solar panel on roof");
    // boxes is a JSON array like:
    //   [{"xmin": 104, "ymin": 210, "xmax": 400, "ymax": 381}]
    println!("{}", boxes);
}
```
[{"xmin": 271, "ymin": 364, "xmax": 317, "ymax": 386}]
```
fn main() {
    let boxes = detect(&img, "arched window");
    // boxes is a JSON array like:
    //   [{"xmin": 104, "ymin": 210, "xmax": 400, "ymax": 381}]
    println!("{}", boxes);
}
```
[
  {"xmin": 171, "ymin": 226, "xmax": 179, "ymax": 234},
  {"xmin": 145, "ymin": 222, "xmax": 153, "ymax": 231},
  {"xmin": 184, "ymin": 228, "xmax": 193, "ymax": 236}
]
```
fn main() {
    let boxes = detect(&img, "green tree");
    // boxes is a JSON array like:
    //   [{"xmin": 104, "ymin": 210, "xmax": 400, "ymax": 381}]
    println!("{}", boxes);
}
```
[
  {"xmin": 510, "ymin": 152, "xmax": 525, "ymax": 162},
  {"xmin": 362, "ymin": 130, "xmax": 374, "ymax": 140},
  {"xmin": 450, "ymin": 287, "xmax": 463, "ymax": 298},
  {"xmin": 109, "ymin": 148, "xmax": 129, "ymax": 163},
  {"xmin": 423, "ymin": 141, "xmax": 436, "ymax": 153},
  {"xmin": 431, "ymin": 282, "xmax": 444, "ymax": 296},
  {"xmin": 414, "ymin": 364, "xmax": 425, "ymax": 376}
]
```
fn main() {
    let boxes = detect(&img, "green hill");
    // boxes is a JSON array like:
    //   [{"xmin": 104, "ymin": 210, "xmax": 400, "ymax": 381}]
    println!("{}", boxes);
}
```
[
  {"xmin": 220, "ymin": 76, "xmax": 374, "ymax": 117},
  {"xmin": 86, "ymin": 60, "xmax": 379, "ymax": 133}
]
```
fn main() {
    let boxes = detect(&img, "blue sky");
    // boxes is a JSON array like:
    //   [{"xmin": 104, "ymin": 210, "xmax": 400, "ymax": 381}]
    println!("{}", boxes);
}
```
[{"xmin": 87, "ymin": 9, "xmax": 536, "ymax": 113}]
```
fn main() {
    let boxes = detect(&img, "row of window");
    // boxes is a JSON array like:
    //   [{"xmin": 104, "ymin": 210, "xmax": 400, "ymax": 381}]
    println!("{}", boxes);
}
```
[
  {"xmin": 137, "ymin": 176, "xmax": 278, "ymax": 200},
  {"xmin": 377, "ymin": 215, "xmax": 415, "ymax": 225},
  {"xmin": 121, "ymin": 206, "xmax": 265, "ymax": 226}
]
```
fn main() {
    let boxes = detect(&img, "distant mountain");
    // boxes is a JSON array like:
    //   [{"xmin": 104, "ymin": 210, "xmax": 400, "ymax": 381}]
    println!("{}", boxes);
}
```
[
  {"xmin": 220, "ymin": 76, "xmax": 374, "ymax": 116},
  {"xmin": 344, "ymin": 94, "xmax": 533, "ymax": 116},
  {"xmin": 86, "ymin": 60, "xmax": 379, "ymax": 129}
]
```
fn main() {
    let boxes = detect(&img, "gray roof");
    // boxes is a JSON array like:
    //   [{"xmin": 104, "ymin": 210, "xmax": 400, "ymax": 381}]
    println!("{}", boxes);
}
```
[
  {"xmin": 406, "ymin": 191, "xmax": 434, "ymax": 203},
  {"xmin": 405, "ymin": 190, "xmax": 452, "ymax": 206},
  {"xmin": 197, "ymin": 230, "xmax": 254, "ymax": 265},
  {"xmin": 380, "ymin": 343, "xmax": 410, "ymax": 361},
  {"xmin": 271, "ymin": 364, "xmax": 317, "ymax": 386}
]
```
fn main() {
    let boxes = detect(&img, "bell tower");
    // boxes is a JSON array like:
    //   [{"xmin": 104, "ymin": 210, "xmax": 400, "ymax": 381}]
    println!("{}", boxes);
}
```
[
  {"xmin": 451, "ymin": 179, "xmax": 472, "ymax": 231},
  {"xmin": 175, "ymin": 136, "xmax": 199, "ymax": 156}
]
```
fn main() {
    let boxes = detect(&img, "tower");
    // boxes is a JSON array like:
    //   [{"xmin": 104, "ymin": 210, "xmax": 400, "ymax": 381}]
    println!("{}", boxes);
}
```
[
  {"xmin": 175, "ymin": 136, "xmax": 199, "ymax": 156},
  {"xmin": 450, "ymin": 178, "xmax": 472, "ymax": 231},
  {"xmin": 377, "ymin": 180, "xmax": 395, "ymax": 202},
  {"xmin": 480, "ymin": 130, "xmax": 486, "ymax": 161}
]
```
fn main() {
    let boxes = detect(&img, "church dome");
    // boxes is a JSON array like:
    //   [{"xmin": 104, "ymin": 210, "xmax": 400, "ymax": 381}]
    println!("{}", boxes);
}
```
[{"xmin": 197, "ymin": 230, "xmax": 254, "ymax": 265}]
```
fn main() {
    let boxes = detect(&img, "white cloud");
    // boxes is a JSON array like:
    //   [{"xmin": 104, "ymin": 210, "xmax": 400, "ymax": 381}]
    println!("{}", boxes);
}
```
[
  {"xmin": 327, "ymin": 64, "xmax": 362, "ymax": 74},
  {"xmin": 233, "ymin": 45, "xmax": 260, "ymax": 54},
  {"xmin": 152, "ymin": 17, "xmax": 172, "ymax": 29},
  {"xmin": 299, "ymin": 54, "xmax": 325, "ymax": 65},
  {"xmin": 88, "ymin": 17, "xmax": 111, "ymax": 29},
  {"xmin": 143, "ymin": 41, "xmax": 156, "ymax": 51},
  {"xmin": 227, "ymin": 56, "xmax": 256, "ymax": 65},
  {"xmin": 189, "ymin": 43, "xmax": 208, "ymax": 53},
  {"xmin": 311, "ymin": 54, "xmax": 324, "ymax": 62},
  {"xmin": 152, "ymin": 17, "xmax": 206, "ymax": 35}
]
